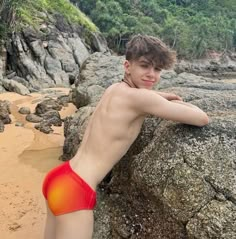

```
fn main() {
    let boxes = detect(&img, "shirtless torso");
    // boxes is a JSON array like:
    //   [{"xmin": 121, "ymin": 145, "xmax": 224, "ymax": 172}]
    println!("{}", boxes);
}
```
[{"xmin": 70, "ymin": 82, "xmax": 145, "ymax": 190}]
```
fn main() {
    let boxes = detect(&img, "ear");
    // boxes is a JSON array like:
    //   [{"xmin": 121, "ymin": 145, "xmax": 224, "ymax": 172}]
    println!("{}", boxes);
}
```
[{"xmin": 124, "ymin": 60, "xmax": 131, "ymax": 74}]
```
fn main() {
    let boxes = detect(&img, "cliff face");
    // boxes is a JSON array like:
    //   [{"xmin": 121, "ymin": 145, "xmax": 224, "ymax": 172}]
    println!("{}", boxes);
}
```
[{"xmin": 0, "ymin": 2, "xmax": 108, "ymax": 93}]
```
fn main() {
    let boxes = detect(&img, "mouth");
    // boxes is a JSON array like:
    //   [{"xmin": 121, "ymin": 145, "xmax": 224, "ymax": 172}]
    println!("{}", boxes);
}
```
[{"xmin": 142, "ymin": 80, "xmax": 155, "ymax": 85}]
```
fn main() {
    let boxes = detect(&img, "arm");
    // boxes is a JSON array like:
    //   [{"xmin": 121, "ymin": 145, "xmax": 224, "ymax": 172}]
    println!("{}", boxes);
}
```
[
  {"xmin": 130, "ymin": 89, "xmax": 209, "ymax": 127},
  {"xmin": 156, "ymin": 91, "xmax": 183, "ymax": 101},
  {"xmin": 171, "ymin": 100, "xmax": 203, "ymax": 110}
]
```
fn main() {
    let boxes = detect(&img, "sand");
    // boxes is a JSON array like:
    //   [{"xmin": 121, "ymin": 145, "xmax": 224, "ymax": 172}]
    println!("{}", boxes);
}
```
[{"xmin": 0, "ymin": 88, "xmax": 77, "ymax": 239}]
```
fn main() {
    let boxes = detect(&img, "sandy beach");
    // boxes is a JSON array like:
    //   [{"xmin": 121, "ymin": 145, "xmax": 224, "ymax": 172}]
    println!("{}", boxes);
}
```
[{"xmin": 0, "ymin": 89, "xmax": 76, "ymax": 239}]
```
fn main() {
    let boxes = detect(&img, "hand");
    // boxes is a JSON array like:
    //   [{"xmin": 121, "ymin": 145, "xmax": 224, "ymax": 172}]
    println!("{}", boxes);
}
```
[{"xmin": 157, "ymin": 92, "xmax": 183, "ymax": 101}]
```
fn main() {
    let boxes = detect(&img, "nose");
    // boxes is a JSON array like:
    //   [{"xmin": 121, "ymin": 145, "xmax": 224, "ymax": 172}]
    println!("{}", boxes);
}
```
[{"xmin": 147, "ymin": 67, "xmax": 160, "ymax": 80}]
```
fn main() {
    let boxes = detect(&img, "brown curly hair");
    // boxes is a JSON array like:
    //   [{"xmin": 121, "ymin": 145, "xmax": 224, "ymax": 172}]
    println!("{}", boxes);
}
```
[{"xmin": 125, "ymin": 34, "xmax": 176, "ymax": 70}]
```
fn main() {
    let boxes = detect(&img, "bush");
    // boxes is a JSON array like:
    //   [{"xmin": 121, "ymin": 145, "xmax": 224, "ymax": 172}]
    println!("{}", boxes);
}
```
[{"xmin": 0, "ymin": 0, "xmax": 97, "ymax": 36}]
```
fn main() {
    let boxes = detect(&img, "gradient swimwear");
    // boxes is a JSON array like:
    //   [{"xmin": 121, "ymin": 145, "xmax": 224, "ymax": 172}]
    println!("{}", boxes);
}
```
[{"xmin": 42, "ymin": 161, "xmax": 96, "ymax": 216}]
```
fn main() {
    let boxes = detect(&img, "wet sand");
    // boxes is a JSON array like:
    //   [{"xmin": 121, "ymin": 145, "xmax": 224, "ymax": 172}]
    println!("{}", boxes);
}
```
[{"xmin": 0, "ymin": 89, "xmax": 77, "ymax": 239}]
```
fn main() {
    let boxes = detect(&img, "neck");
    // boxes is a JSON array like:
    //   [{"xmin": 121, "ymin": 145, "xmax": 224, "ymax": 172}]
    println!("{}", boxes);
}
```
[
  {"xmin": 122, "ymin": 76, "xmax": 138, "ymax": 88},
  {"xmin": 121, "ymin": 79, "xmax": 133, "ymax": 87}
]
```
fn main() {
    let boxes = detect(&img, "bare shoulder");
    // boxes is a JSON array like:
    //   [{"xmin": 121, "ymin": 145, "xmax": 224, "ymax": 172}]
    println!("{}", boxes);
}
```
[
  {"xmin": 104, "ymin": 83, "xmax": 138, "ymax": 99},
  {"xmin": 125, "ymin": 88, "xmax": 163, "ymax": 109},
  {"xmin": 103, "ymin": 83, "xmax": 151, "ymax": 112}
]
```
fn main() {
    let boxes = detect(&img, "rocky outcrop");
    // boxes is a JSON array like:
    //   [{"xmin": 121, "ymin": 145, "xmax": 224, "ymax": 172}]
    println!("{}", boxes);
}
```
[
  {"xmin": 28, "ymin": 97, "xmax": 69, "ymax": 134},
  {"xmin": 175, "ymin": 52, "xmax": 236, "ymax": 79},
  {"xmin": 1, "ymin": 78, "xmax": 30, "ymax": 95},
  {"xmin": 18, "ymin": 106, "xmax": 31, "ymax": 115},
  {"xmin": 62, "ymin": 53, "xmax": 236, "ymax": 239},
  {"xmin": 0, "ymin": 13, "xmax": 108, "ymax": 94},
  {"xmin": 71, "ymin": 52, "xmax": 124, "ymax": 109},
  {"xmin": 78, "ymin": 52, "xmax": 124, "ymax": 87}
]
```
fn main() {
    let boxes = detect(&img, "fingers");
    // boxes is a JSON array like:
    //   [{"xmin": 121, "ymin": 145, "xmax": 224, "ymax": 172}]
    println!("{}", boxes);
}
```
[
  {"xmin": 176, "ymin": 95, "xmax": 183, "ymax": 101},
  {"xmin": 170, "ymin": 94, "xmax": 182, "ymax": 101}
]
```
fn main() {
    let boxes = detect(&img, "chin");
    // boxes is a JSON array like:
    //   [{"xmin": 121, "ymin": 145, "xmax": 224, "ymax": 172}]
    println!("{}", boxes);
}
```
[{"xmin": 145, "ymin": 86, "xmax": 153, "ymax": 90}]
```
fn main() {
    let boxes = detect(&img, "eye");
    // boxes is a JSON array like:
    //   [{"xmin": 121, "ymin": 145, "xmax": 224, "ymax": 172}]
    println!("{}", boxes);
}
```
[
  {"xmin": 155, "ymin": 67, "xmax": 161, "ymax": 72},
  {"xmin": 141, "ymin": 64, "xmax": 149, "ymax": 68}
]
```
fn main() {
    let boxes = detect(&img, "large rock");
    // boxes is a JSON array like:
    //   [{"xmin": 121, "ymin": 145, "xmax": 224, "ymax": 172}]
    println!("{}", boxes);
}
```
[
  {"xmin": 175, "ymin": 52, "xmax": 236, "ymax": 78},
  {"xmin": 72, "ymin": 84, "xmax": 105, "ymax": 108},
  {"xmin": 33, "ymin": 97, "xmax": 64, "ymax": 134},
  {"xmin": 2, "ymin": 79, "xmax": 30, "ymax": 95},
  {"xmin": 77, "ymin": 52, "xmax": 124, "ymax": 88},
  {"xmin": 35, "ymin": 99, "xmax": 62, "ymax": 115},
  {"xmin": 62, "ymin": 106, "xmax": 95, "ymax": 160},
  {"xmin": 25, "ymin": 113, "xmax": 43, "ymax": 123},
  {"xmin": 72, "ymin": 52, "xmax": 124, "ymax": 108},
  {"xmin": 109, "ymin": 90, "xmax": 236, "ymax": 238}
]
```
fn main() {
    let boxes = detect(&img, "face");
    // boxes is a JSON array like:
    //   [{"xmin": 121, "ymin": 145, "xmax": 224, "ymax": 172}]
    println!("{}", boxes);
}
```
[{"xmin": 124, "ymin": 57, "xmax": 161, "ymax": 89}]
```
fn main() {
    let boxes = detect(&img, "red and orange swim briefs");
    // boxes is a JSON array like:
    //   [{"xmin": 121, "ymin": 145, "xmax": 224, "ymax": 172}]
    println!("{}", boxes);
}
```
[{"xmin": 42, "ymin": 161, "xmax": 96, "ymax": 216}]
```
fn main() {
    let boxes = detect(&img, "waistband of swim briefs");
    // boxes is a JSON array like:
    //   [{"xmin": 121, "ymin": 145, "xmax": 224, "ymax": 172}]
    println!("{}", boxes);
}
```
[{"xmin": 65, "ymin": 161, "xmax": 96, "ymax": 196}]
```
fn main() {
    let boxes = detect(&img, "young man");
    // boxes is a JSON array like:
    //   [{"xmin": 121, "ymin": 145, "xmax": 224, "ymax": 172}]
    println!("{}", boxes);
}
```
[{"xmin": 42, "ymin": 35, "xmax": 209, "ymax": 239}]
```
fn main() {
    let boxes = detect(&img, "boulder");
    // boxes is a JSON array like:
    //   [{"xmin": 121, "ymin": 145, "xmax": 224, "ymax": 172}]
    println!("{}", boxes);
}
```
[
  {"xmin": 72, "ymin": 84, "xmax": 105, "ymax": 108},
  {"xmin": 35, "ymin": 99, "xmax": 62, "ymax": 115},
  {"xmin": 42, "ymin": 110, "xmax": 62, "ymax": 127},
  {"xmin": 77, "ymin": 52, "xmax": 124, "ymax": 88},
  {"xmin": 1, "ymin": 79, "xmax": 30, "ymax": 95},
  {"xmin": 18, "ymin": 107, "xmax": 31, "ymax": 115},
  {"xmin": 35, "ymin": 122, "xmax": 53, "ymax": 134},
  {"xmin": 62, "ymin": 106, "xmax": 95, "ymax": 160},
  {"xmin": 25, "ymin": 113, "xmax": 43, "ymax": 123}
]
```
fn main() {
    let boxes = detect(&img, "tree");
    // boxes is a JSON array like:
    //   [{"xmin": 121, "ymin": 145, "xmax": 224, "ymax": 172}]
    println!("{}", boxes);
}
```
[{"xmin": 75, "ymin": 0, "xmax": 235, "ymax": 58}]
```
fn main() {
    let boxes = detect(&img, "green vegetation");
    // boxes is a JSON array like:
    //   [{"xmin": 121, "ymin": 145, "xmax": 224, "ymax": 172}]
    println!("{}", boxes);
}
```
[
  {"xmin": 73, "ymin": 0, "xmax": 236, "ymax": 59},
  {"xmin": 1, "ymin": 0, "xmax": 235, "ymax": 59},
  {"xmin": 0, "ymin": 0, "xmax": 97, "ymax": 36}
]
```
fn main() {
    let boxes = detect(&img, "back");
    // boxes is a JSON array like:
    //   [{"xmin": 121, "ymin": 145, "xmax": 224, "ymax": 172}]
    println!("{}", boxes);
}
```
[{"xmin": 72, "ymin": 83, "xmax": 145, "ymax": 185}]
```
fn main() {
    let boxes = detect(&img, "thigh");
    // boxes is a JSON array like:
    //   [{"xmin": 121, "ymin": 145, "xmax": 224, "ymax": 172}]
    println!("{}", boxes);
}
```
[
  {"xmin": 55, "ymin": 210, "xmax": 94, "ymax": 239},
  {"xmin": 44, "ymin": 202, "xmax": 56, "ymax": 239}
]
